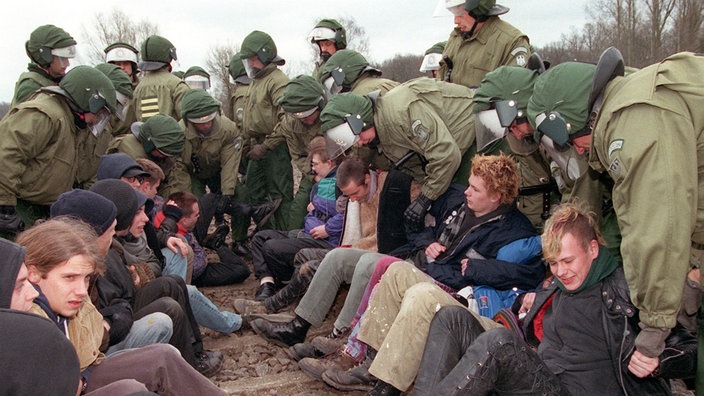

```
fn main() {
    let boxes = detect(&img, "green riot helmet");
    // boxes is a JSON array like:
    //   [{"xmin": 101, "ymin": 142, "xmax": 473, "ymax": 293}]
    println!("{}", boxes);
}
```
[
  {"xmin": 240, "ymin": 31, "xmax": 285, "ymax": 78},
  {"xmin": 25, "ymin": 24, "xmax": 77, "ymax": 68},
  {"xmin": 319, "ymin": 49, "xmax": 375, "ymax": 99},
  {"xmin": 320, "ymin": 92, "xmax": 374, "ymax": 159},
  {"xmin": 181, "ymin": 89, "xmax": 221, "ymax": 125},
  {"xmin": 527, "ymin": 62, "xmax": 596, "ymax": 181},
  {"xmin": 227, "ymin": 53, "xmax": 251, "ymax": 85},
  {"xmin": 183, "ymin": 66, "xmax": 211, "ymax": 91},
  {"xmin": 419, "ymin": 41, "xmax": 446, "ymax": 73},
  {"xmin": 139, "ymin": 35, "xmax": 177, "ymax": 71},
  {"xmin": 131, "ymin": 114, "xmax": 185, "ymax": 156},
  {"xmin": 278, "ymin": 75, "xmax": 326, "ymax": 118},
  {"xmin": 473, "ymin": 66, "xmax": 539, "ymax": 152},
  {"xmin": 60, "ymin": 66, "xmax": 117, "ymax": 136},
  {"xmin": 95, "ymin": 63, "xmax": 133, "ymax": 122},
  {"xmin": 464, "ymin": 0, "xmax": 508, "ymax": 20}
]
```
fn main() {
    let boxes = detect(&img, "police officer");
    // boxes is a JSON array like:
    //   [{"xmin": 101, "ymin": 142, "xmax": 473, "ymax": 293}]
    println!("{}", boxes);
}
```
[
  {"xmin": 108, "ymin": 114, "xmax": 187, "ymax": 198},
  {"xmin": 133, "ymin": 35, "xmax": 190, "ymax": 121},
  {"xmin": 0, "ymin": 65, "xmax": 116, "ymax": 232},
  {"xmin": 439, "ymin": 0, "xmax": 529, "ymax": 88},
  {"xmin": 227, "ymin": 52, "xmax": 251, "ymax": 130},
  {"xmin": 183, "ymin": 66, "xmax": 211, "ymax": 91},
  {"xmin": 74, "ymin": 63, "xmax": 135, "ymax": 189},
  {"xmin": 322, "ymin": 78, "xmax": 475, "ymax": 231},
  {"xmin": 11, "ymin": 24, "xmax": 77, "ymax": 106},
  {"xmin": 528, "ymin": 49, "xmax": 704, "ymax": 378},
  {"xmin": 318, "ymin": 49, "xmax": 398, "ymax": 99},
  {"xmin": 308, "ymin": 18, "xmax": 347, "ymax": 80},
  {"xmin": 276, "ymin": 75, "xmax": 327, "ymax": 229},
  {"xmin": 104, "ymin": 42, "xmax": 140, "ymax": 86},
  {"xmin": 419, "ymin": 41, "xmax": 446, "ymax": 78},
  {"xmin": 239, "ymin": 31, "xmax": 291, "ymax": 231}
]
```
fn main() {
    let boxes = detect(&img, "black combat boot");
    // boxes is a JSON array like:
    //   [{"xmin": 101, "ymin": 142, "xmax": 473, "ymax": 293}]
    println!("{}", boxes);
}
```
[
  {"xmin": 250, "ymin": 315, "xmax": 311, "ymax": 348},
  {"xmin": 201, "ymin": 224, "xmax": 229, "ymax": 250}
]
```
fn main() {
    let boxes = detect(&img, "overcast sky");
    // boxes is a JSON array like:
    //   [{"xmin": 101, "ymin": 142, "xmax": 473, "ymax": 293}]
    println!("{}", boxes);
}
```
[{"xmin": 0, "ymin": 0, "xmax": 590, "ymax": 102}]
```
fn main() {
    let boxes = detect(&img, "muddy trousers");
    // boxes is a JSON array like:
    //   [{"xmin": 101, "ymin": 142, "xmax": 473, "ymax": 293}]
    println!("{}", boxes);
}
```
[{"xmin": 413, "ymin": 305, "xmax": 566, "ymax": 396}]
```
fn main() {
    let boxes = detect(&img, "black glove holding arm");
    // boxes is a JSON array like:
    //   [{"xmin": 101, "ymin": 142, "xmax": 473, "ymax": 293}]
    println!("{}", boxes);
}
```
[
  {"xmin": 403, "ymin": 193, "xmax": 432, "ymax": 232},
  {"xmin": 0, "ymin": 205, "xmax": 24, "ymax": 234}
]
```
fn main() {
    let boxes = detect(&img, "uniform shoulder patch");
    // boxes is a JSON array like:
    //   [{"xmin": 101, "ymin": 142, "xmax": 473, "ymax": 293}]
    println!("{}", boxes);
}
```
[
  {"xmin": 411, "ymin": 120, "xmax": 429, "ymax": 141},
  {"xmin": 608, "ymin": 139, "xmax": 624, "ymax": 158},
  {"xmin": 511, "ymin": 47, "xmax": 529, "ymax": 67}
]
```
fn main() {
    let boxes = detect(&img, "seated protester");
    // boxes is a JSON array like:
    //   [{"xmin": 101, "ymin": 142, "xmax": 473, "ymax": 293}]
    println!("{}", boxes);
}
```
[
  {"xmin": 248, "ymin": 136, "xmax": 344, "ymax": 301},
  {"xmin": 96, "ymin": 153, "xmax": 190, "ymax": 280},
  {"xmin": 22, "ymin": 219, "xmax": 226, "ymax": 395},
  {"xmin": 88, "ymin": 180, "xmax": 224, "ymax": 376},
  {"xmin": 245, "ymin": 156, "xmax": 422, "ymax": 345},
  {"xmin": 0, "ymin": 237, "xmax": 152, "ymax": 396},
  {"xmin": 154, "ymin": 191, "xmax": 250, "ymax": 287},
  {"xmin": 297, "ymin": 154, "xmax": 544, "ymax": 392},
  {"xmin": 50, "ymin": 189, "xmax": 173, "ymax": 356},
  {"xmin": 91, "ymin": 179, "xmax": 244, "ymax": 336},
  {"xmin": 135, "ymin": 157, "xmax": 166, "ymax": 216},
  {"xmin": 412, "ymin": 203, "xmax": 694, "ymax": 396}
]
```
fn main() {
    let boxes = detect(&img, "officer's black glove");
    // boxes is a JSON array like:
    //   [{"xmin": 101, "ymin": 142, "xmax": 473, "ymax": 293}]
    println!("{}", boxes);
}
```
[
  {"xmin": 0, "ymin": 205, "xmax": 24, "ymax": 234},
  {"xmin": 403, "ymin": 194, "xmax": 432, "ymax": 232},
  {"xmin": 162, "ymin": 204, "xmax": 183, "ymax": 222}
]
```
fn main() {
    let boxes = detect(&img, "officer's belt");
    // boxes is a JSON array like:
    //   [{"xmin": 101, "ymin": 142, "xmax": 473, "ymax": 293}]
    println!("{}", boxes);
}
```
[{"xmin": 519, "ymin": 181, "xmax": 557, "ymax": 196}]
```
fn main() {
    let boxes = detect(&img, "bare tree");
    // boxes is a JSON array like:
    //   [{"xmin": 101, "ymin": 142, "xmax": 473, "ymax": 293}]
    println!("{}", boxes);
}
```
[
  {"xmin": 377, "ymin": 54, "xmax": 425, "ymax": 83},
  {"xmin": 670, "ymin": 0, "xmax": 704, "ymax": 53},
  {"xmin": 204, "ymin": 43, "xmax": 239, "ymax": 118},
  {"xmin": 643, "ymin": 0, "xmax": 677, "ymax": 63},
  {"xmin": 80, "ymin": 8, "xmax": 159, "ymax": 65}
]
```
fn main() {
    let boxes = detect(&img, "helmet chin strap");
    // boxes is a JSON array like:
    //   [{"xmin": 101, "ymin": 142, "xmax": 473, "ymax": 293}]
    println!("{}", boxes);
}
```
[{"xmin": 462, "ymin": 20, "xmax": 480, "ymax": 39}]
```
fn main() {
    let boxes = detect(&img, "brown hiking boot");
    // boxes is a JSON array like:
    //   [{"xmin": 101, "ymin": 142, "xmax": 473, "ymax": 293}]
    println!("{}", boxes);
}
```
[
  {"xmin": 321, "ymin": 356, "xmax": 375, "ymax": 391},
  {"xmin": 232, "ymin": 298, "xmax": 268, "ymax": 316},
  {"xmin": 298, "ymin": 350, "xmax": 356, "ymax": 381},
  {"xmin": 287, "ymin": 335, "xmax": 344, "ymax": 361}
]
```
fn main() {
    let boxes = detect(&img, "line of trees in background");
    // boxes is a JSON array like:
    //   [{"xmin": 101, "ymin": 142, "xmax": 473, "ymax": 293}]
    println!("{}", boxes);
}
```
[{"xmin": 1, "ymin": 1, "xmax": 701, "ymax": 118}]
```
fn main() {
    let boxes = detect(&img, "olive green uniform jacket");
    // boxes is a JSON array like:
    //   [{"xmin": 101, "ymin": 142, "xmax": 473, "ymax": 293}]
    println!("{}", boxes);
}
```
[
  {"xmin": 242, "ymin": 63, "xmax": 289, "ymax": 149},
  {"xmin": 349, "ymin": 73, "xmax": 399, "ymax": 171},
  {"xmin": 74, "ymin": 125, "xmax": 114, "ymax": 189},
  {"xmin": 107, "ymin": 134, "xmax": 190, "ymax": 198},
  {"xmin": 373, "ymin": 78, "xmax": 475, "ymax": 201},
  {"xmin": 588, "ymin": 52, "xmax": 704, "ymax": 331},
  {"xmin": 133, "ymin": 69, "xmax": 190, "ymax": 121},
  {"xmin": 179, "ymin": 115, "xmax": 244, "ymax": 196},
  {"xmin": 10, "ymin": 64, "xmax": 57, "ymax": 106},
  {"xmin": 438, "ymin": 17, "xmax": 530, "ymax": 88},
  {"xmin": 0, "ymin": 92, "xmax": 83, "ymax": 206},
  {"xmin": 274, "ymin": 115, "xmax": 322, "ymax": 181}
]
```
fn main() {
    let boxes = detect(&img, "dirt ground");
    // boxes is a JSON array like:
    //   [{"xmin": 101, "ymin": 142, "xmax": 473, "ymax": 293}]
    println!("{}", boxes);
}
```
[{"xmin": 198, "ymin": 257, "xmax": 366, "ymax": 396}]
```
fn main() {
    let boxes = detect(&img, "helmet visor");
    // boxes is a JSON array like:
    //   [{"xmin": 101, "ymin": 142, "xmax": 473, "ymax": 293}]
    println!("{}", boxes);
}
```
[
  {"xmin": 475, "ymin": 110, "xmax": 507, "ymax": 152},
  {"xmin": 184, "ymin": 75, "xmax": 211, "ymax": 91},
  {"xmin": 534, "ymin": 111, "xmax": 571, "ymax": 149},
  {"xmin": 323, "ymin": 76, "xmax": 343, "ymax": 100},
  {"xmin": 419, "ymin": 53, "xmax": 442, "ymax": 72},
  {"xmin": 540, "ymin": 134, "xmax": 588, "ymax": 181},
  {"xmin": 324, "ymin": 122, "xmax": 359, "ymax": 159},
  {"xmin": 308, "ymin": 27, "xmax": 337, "ymax": 43},
  {"xmin": 290, "ymin": 107, "xmax": 318, "ymax": 119},
  {"xmin": 89, "ymin": 109, "xmax": 111, "ymax": 137},
  {"xmin": 115, "ymin": 91, "xmax": 129, "ymax": 121},
  {"xmin": 51, "ymin": 45, "xmax": 77, "ymax": 58},
  {"xmin": 242, "ymin": 58, "xmax": 259, "ymax": 79}
]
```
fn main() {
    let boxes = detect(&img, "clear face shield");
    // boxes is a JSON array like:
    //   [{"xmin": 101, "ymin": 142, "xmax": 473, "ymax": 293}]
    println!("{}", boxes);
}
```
[
  {"xmin": 322, "ymin": 67, "xmax": 345, "ymax": 100},
  {"xmin": 89, "ymin": 108, "xmax": 111, "ymax": 137},
  {"xmin": 184, "ymin": 75, "xmax": 211, "ymax": 91},
  {"xmin": 51, "ymin": 45, "xmax": 76, "ymax": 68},
  {"xmin": 114, "ymin": 91, "xmax": 129, "ymax": 121},
  {"xmin": 534, "ymin": 112, "xmax": 588, "ymax": 181},
  {"xmin": 324, "ymin": 115, "xmax": 365, "ymax": 159},
  {"xmin": 241, "ymin": 57, "xmax": 260, "ymax": 79},
  {"xmin": 475, "ymin": 110, "xmax": 506, "ymax": 152},
  {"xmin": 435, "ymin": 0, "xmax": 464, "ymax": 16}
]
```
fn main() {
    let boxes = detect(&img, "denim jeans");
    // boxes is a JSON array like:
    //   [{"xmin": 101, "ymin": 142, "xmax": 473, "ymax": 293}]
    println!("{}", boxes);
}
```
[
  {"xmin": 106, "ymin": 312, "xmax": 173, "ymax": 356},
  {"xmin": 161, "ymin": 247, "xmax": 188, "ymax": 279},
  {"xmin": 186, "ymin": 285, "xmax": 241, "ymax": 334}
]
